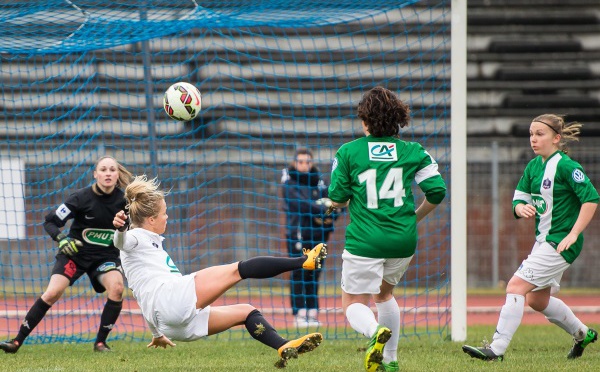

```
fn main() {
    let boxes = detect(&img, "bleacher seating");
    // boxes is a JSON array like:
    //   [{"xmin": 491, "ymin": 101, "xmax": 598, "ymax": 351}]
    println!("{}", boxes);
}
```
[
  {"xmin": 467, "ymin": 0, "xmax": 600, "ymax": 136},
  {"xmin": 0, "ymin": 3, "xmax": 450, "ymax": 148},
  {"xmin": 3, "ymin": 1, "xmax": 598, "ymax": 143}
]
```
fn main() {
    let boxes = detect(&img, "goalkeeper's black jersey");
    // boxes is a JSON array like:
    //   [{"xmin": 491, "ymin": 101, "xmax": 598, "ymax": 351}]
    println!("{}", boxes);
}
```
[{"xmin": 43, "ymin": 186, "xmax": 126, "ymax": 258}]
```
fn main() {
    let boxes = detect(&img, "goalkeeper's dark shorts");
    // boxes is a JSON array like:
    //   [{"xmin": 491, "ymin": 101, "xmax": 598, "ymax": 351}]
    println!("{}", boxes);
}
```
[{"xmin": 51, "ymin": 252, "xmax": 123, "ymax": 293}]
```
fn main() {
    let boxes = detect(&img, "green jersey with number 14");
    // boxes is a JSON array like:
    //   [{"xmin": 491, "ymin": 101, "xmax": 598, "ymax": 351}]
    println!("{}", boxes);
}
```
[
  {"xmin": 513, "ymin": 150, "xmax": 599, "ymax": 264},
  {"xmin": 328, "ymin": 136, "xmax": 446, "ymax": 258}
]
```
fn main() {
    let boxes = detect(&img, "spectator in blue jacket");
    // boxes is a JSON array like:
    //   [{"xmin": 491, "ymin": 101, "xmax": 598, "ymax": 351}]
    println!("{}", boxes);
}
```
[{"xmin": 281, "ymin": 148, "xmax": 340, "ymax": 327}]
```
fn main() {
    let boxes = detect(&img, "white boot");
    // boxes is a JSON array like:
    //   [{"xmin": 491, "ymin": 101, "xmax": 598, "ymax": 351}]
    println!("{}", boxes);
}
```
[
  {"xmin": 307, "ymin": 308, "xmax": 321, "ymax": 326},
  {"xmin": 295, "ymin": 308, "xmax": 309, "ymax": 327}
]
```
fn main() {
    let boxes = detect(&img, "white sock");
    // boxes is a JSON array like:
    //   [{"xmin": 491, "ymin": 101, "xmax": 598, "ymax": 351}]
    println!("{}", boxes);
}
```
[
  {"xmin": 490, "ymin": 294, "xmax": 525, "ymax": 355},
  {"xmin": 376, "ymin": 297, "xmax": 400, "ymax": 363},
  {"xmin": 542, "ymin": 296, "xmax": 588, "ymax": 341},
  {"xmin": 346, "ymin": 303, "xmax": 379, "ymax": 338}
]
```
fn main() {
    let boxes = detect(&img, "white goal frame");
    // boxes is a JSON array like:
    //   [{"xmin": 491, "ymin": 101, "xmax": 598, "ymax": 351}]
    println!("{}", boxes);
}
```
[{"xmin": 451, "ymin": 0, "xmax": 468, "ymax": 342}]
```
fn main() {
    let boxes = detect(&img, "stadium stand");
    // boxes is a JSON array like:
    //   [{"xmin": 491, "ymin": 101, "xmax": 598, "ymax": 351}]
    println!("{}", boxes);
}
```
[
  {"xmin": 1, "ymin": 1, "xmax": 597, "ymax": 141},
  {"xmin": 467, "ymin": 0, "xmax": 600, "ymax": 136},
  {"xmin": 0, "ymin": 4, "xmax": 449, "ymax": 144}
]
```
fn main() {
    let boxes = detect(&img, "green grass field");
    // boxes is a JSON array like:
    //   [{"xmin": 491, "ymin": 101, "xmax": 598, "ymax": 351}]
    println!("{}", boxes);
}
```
[{"xmin": 1, "ymin": 325, "xmax": 598, "ymax": 372}]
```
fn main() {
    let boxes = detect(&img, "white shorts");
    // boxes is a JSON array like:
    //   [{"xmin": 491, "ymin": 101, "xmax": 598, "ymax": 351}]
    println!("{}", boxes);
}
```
[
  {"xmin": 153, "ymin": 273, "xmax": 211, "ymax": 341},
  {"xmin": 341, "ymin": 250, "xmax": 413, "ymax": 294},
  {"xmin": 514, "ymin": 241, "xmax": 570, "ymax": 295}
]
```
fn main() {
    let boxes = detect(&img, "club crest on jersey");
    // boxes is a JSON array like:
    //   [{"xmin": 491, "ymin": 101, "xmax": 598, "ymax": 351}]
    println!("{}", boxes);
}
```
[
  {"xmin": 542, "ymin": 178, "xmax": 552, "ymax": 189},
  {"xmin": 531, "ymin": 194, "xmax": 548, "ymax": 215},
  {"xmin": 368, "ymin": 142, "xmax": 397, "ymax": 162},
  {"xmin": 572, "ymin": 169, "xmax": 585, "ymax": 183}
]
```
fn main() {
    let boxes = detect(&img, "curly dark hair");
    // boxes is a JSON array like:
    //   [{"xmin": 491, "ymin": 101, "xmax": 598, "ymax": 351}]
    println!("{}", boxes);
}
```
[{"xmin": 357, "ymin": 86, "xmax": 410, "ymax": 137}]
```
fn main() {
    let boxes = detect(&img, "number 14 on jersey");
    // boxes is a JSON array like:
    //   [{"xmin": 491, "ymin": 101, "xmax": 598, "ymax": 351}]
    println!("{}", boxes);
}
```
[{"xmin": 358, "ymin": 168, "xmax": 405, "ymax": 209}]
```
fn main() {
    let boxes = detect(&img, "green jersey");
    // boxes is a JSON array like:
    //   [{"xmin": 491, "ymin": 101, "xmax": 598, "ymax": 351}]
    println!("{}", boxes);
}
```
[
  {"xmin": 513, "ymin": 151, "xmax": 599, "ymax": 264},
  {"xmin": 328, "ymin": 136, "xmax": 446, "ymax": 258}
]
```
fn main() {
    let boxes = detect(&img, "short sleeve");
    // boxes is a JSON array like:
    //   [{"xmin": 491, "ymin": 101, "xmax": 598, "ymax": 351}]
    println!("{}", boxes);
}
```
[{"xmin": 328, "ymin": 146, "xmax": 352, "ymax": 203}]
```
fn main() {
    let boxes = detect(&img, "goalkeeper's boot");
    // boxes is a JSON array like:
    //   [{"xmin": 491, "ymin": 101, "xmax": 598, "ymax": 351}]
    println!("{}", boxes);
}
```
[
  {"xmin": 462, "ymin": 345, "xmax": 503, "ymax": 361},
  {"xmin": 567, "ymin": 328, "xmax": 597, "ymax": 359},
  {"xmin": 365, "ymin": 325, "xmax": 392, "ymax": 372},
  {"xmin": 382, "ymin": 360, "xmax": 399, "ymax": 372},
  {"xmin": 275, "ymin": 332, "xmax": 322, "ymax": 368},
  {"xmin": 302, "ymin": 243, "xmax": 327, "ymax": 270},
  {"xmin": 0, "ymin": 339, "xmax": 21, "ymax": 354},
  {"xmin": 93, "ymin": 341, "xmax": 113, "ymax": 352}
]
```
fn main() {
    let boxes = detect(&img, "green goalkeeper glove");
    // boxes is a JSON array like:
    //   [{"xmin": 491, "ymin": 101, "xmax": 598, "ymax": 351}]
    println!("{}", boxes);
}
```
[{"xmin": 56, "ymin": 233, "xmax": 82, "ymax": 256}]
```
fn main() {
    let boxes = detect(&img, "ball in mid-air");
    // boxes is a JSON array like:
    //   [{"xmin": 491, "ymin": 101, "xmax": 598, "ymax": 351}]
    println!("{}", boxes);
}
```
[{"xmin": 163, "ymin": 82, "xmax": 202, "ymax": 121}]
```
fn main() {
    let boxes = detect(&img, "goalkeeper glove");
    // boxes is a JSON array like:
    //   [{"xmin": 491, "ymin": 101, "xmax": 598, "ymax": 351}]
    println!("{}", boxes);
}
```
[
  {"xmin": 56, "ymin": 233, "xmax": 82, "ymax": 256},
  {"xmin": 325, "ymin": 205, "xmax": 336, "ymax": 216},
  {"xmin": 314, "ymin": 198, "xmax": 337, "ymax": 216},
  {"xmin": 316, "ymin": 198, "xmax": 337, "ymax": 216},
  {"xmin": 315, "ymin": 198, "xmax": 332, "ymax": 207}
]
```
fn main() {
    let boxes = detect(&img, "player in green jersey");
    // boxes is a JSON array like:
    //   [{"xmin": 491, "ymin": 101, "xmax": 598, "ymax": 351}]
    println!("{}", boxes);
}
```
[
  {"xmin": 328, "ymin": 86, "xmax": 446, "ymax": 372},
  {"xmin": 463, "ymin": 114, "xmax": 599, "ymax": 362}
]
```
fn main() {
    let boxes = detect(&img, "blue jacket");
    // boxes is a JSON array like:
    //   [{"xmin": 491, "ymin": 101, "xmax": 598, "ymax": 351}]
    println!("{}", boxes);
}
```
[{"xmin": 281, "ymin": 166, "xmax": 339, "ymax": 243}]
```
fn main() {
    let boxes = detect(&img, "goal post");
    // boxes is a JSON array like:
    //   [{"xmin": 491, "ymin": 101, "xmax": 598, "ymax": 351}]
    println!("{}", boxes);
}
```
[{"xmin": 451, "ymin": 0, "xmax": 468, "ymax": 342}]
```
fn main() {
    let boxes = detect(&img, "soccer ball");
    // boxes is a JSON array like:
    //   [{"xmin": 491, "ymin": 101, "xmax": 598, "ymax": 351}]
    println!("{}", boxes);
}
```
[{"xmin": 163, "ymin": 82, "xmax": 202, "ymax": 121}]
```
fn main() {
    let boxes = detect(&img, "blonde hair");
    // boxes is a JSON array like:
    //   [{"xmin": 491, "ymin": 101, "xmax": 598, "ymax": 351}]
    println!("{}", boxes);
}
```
[
  {"xmin": 124, "ymin": 175, "xmax": 166, "ymax": 227},
  {"xmin": 92, "ymin": 156, "xmax": 133, "ymax": 195},
  {"xmin": 532, "ymin": 114, "xmax": 582, "ymax": 154}
]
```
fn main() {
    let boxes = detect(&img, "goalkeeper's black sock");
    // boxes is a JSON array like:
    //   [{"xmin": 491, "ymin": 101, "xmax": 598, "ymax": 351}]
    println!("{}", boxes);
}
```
[
  {"xmin": 238, "ymin": 256, "xmax": 304, "ymax": 279},
  {"xmin": 95, "ymin": 299, "xmax": 122, "ymax": 344},
  {"xmin": 244, "ymin": 309, "xmax": 287, "ymax": 350},
  {"xmin": 15, "ymin": 297, "xmax": 51, "ymax": 344}
]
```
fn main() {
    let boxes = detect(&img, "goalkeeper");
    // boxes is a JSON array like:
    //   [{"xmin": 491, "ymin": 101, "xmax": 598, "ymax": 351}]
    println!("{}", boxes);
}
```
[
  {"xmin": 0, "ymin": 156, "xmax": 133, "ymax": 354},
  {"xmin": 112, "ymin": 175, "xmax": 325, "ymax": 368},
  {"xmin": 327, "ymin": 86, "xmax": 446, "ymax": 372}
]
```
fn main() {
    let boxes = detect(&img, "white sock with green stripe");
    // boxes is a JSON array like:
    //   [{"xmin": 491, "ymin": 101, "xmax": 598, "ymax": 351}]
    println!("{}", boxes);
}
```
[
  {"xmin": 376, "ymin": 297, "xmax": 400, "ymax": 363},
  {"xmin": 491, "ymin": 294, "xmax": 525, "ymax": 355},
  {"xmin": 542, "ymin": 296, "xmax": 588, "ymax": 341},
  {"xmin": 346, "ymin": 303, "xmax": 378, "ymax": 338}
]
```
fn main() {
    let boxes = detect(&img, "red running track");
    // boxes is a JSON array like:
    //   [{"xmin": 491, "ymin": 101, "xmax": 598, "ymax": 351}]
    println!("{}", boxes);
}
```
[{"xmin": 1, "ymin": 294, "xmax": 598, "ymax": 338}]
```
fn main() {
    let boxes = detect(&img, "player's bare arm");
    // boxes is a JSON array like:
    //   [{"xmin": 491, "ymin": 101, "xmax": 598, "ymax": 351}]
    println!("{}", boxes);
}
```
[
  {"xmin": 515, "ymin": 203, "xmax": 536, "ymax": 218},
  {"xmin": 326, "ymin": 200, "xmax": 349, "ymax": 215},
  {"xmin": 113, "ymin": 210, "xmax": 128, "ymax": 230},
  {"xmin": 415, "ymin": 199, "xmax": 438, "ymax": 223},
  {"xmin": 557, "ymin": 202, "xmax": 598, "ymax": 253},
  {"xmin": 331, "ymin": 200, "xmax": 349, "ymax": 208}
]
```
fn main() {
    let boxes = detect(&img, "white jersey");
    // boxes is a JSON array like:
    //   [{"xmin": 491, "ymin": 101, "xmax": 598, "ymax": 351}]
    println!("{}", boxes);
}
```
[{"xmin": 114, "ymin": 228, "xmax": 182, "ymax": 335}]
